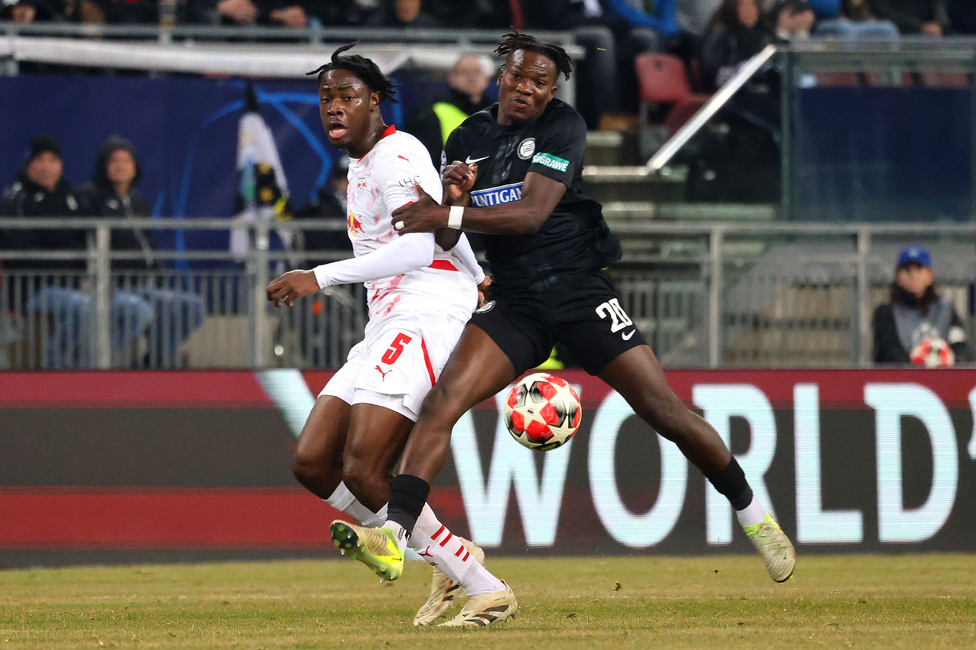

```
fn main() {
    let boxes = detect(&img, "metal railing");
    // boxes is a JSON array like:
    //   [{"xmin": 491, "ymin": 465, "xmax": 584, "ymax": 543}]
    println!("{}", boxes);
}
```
[
  {"xmin": 0, "ymin": 24, "xmax": 582, "ymax": 103},
  {"xmin": 2, "ymin": 219, "xmax": 974, "ymax": 370}
]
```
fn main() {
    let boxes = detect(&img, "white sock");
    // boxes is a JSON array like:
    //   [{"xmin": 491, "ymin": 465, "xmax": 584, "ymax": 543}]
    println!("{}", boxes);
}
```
[
  {"xmin": 325, "ymin": 482, "xmax": 380, "ymax": 525},
  {"xmin": 360, "ymin": 504, "xmax": 387, "ymax": 528},
  {"xmin": 735, "ymin": 496, "xmax": 768, "ymax": 528},
  {"xmin": 408, "ymin": 504, "xmax": 504, "ymax": 597}
]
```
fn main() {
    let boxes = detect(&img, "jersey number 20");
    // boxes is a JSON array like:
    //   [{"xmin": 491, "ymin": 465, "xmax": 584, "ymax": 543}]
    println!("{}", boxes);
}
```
[{"xmin": 596, "ymin": 298, "xmax": 633, "ymax": 333}]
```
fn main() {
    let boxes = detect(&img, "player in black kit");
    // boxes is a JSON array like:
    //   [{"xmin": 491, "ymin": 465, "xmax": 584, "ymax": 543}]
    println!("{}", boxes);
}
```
[{"xmin": 337, "ymin": 33, "xmax": 795, "ymax": 612}]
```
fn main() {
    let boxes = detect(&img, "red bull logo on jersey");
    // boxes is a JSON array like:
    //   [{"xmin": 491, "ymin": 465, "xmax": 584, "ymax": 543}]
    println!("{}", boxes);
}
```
[
  {"xmin": 470, "ymin": 182, "xmax": 523, "ymax": 208},
  {"xmin": 347, "ymin": 210, "xmax": 364, "ymax": 236}
]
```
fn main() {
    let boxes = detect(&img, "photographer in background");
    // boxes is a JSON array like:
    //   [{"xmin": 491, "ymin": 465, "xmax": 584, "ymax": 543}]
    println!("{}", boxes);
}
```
[{"xmin": 873, "ymin": 246, "xmax": 970, "ymax": 367}]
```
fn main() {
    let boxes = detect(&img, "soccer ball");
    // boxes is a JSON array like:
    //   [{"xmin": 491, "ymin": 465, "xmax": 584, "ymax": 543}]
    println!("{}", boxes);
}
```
[
  {"xmin": 503, "ymin": 373, "xmax": 582, "ymax": 451},
  {"xmin": 910, "ymin": 337, "xmax": 955, "ymax": 368}
]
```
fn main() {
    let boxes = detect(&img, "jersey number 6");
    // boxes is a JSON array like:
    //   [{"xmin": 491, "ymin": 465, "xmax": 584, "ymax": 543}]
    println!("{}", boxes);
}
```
[{"xmin": 381, "ymin": 333, "xmax": 413, "ymax": 365}]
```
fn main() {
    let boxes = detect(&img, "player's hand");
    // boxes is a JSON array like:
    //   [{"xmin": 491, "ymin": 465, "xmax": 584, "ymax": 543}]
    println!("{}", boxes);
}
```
[
  {"xmin": 391, "ymin": 183, "xmax": 445, "ymax": 234},
  {"xmin": 266, "ymin": 270, "xmax": 319, "ymax": 308},
  {"xmin": 477, "ymin": 275, "xmax": 492, "ymax": 307},
  {"xmin": 443, "ymin": 161, "xmax": 478, "ymax": 200}
]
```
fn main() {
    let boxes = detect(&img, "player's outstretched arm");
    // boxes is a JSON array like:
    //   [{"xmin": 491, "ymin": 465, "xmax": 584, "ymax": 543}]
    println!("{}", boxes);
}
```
[
  {"xmin": 392, "ymin": 171, "xmax": 566, "ymax": 236},
  {"xmin": 266, "ymin": 233, "xmax": 436, "ymax": 307}
]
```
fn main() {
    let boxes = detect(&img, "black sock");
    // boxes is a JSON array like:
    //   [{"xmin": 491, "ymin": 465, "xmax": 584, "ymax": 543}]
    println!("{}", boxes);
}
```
[
  {"xmin": 707, "ymin": 457, "xmax": 753, "ymax": 511},
  {"xmin": 387, "ymin": 474, "xmax": 430, "ymax": 534}
]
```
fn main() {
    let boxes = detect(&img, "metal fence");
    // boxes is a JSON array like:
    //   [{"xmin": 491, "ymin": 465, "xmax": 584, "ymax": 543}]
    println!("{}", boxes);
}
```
[
  {"xmin": 0, "ymin": 24, "xmax": 581, "ymax": 104},
  {"xmin": 1, "ymin": 219, "xmax": 974, "ymax": 369}
]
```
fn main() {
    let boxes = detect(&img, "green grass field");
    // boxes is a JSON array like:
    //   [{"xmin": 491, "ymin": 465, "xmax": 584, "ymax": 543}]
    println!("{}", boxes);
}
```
[{"xmin": 1, "ymin": 554, "xmax": 973, "ymax": 649}]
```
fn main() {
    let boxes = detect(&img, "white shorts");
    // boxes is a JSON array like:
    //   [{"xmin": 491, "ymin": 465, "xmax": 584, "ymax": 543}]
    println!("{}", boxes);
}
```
[{"xmin": 319, "ymin": 312, "xmax": 467, "ymax": 421}]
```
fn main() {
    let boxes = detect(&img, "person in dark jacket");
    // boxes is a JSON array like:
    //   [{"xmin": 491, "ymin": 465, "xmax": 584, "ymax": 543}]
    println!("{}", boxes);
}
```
[
  {"xmin": 82, "ymin": 136, "xmax": 156, "ymax": 268},
  {"xmin": 873, "ymin": 246, "xmax": 970, "ymax": 366},
  {"xmin": 405, "ymin": 55, "xmax": 493, "ymax": 167},
  {"xmin": 0, "ymin": 134, "xmax": 153, "ymax": 368},
  {"xmin": 700, "ymin": 0, "xmax": 773, "ymax": 92},
  {"xmin": 0, "ymin": 134, "xmax": 88, "ymax": 272},
  {"xmin": 83, "ymin": 136, "xmax": 205, "ymax": 368}
]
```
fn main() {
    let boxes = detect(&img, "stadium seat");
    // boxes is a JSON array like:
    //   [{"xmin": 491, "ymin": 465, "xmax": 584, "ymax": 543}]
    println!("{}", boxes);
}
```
[
  {"xmin": 918, "ymin": 71, "xmax": 971, "ymax": 88},
  {"xmin": 634, "ymin": 53, "xmax": 711, "ymax": 159},
  {"xmin": 814, "ymin": 72, "xmax": 860, "ymax": 87}
]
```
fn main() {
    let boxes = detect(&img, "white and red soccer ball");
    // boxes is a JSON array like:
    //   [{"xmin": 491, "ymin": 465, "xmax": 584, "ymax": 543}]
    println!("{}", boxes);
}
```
[
  {"xmin": 910, "ymin": 337, "xmax": 955, "ymax": 368},
  {"xmin": 503, "ymin": 373, "xmax": 582, "ymax": 451}
]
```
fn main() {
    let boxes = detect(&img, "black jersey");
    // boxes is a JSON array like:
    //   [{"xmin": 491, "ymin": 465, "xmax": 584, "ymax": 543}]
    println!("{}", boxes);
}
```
[{"xmin": 444, "ymin": 99, "xmax": 621, "ymax": 293}]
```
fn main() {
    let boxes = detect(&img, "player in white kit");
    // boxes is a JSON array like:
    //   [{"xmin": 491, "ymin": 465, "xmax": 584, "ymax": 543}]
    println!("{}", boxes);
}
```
[{"xmin": 266, "ymin": 44, "xmax": 516, "ymax": 627}]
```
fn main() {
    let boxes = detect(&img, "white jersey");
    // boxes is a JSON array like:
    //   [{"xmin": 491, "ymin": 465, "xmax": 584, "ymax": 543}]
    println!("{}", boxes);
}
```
[{"xmin": 345, "ymin": 126, "xmax": 478, "ymax": 321}]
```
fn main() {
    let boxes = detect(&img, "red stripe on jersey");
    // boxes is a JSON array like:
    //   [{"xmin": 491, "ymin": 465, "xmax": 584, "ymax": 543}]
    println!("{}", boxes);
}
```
[
  {"xmin": 454, "ymin": 546, "xmax": 464, "ymax": 557},
  {"xmin": 439, "ymin": 532, "xmax": 453, "ymax": 547},
  {"xmin": 381, "ymin": 124, "xmax": 397, "ymax": 139},
  {"xmin": 397, "ymin": 155, "xmax": 409, "ymax": 161},
  {"xmin": 421, "ymin": 338, "xmax": 436, "ymax": 387},
  {"xmin": 427, "ymin": 260, "xmax": 458, "ymax": 272},
  {"xmin": 431, "ymin": 525, "xmax": 445, "ymax": 540},
  {"xmin": 462, "ymin": 551, "xmax": 470, "ymax": 562}
]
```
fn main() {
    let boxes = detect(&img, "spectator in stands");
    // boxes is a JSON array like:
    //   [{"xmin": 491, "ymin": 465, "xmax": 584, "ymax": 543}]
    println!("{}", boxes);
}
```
[
  {"xmin": 184, "ymin": 0, "xmax": 292, "ymax": 27},
  {"xmin": 82, "ymin": 136, "xmax": 157, "ymax": 270},
  {"xmin": 813, "ymin": 0, "xmax": 901, "ymax": 38},
  {"xmin": 692, "ymin": 0, "xmax": 780, "ymax": 202},
  {"xmin": 700, "ymin": 0, "xmax": 773, "ymax": 92},
  {"xmin": 292, "ymin": 155, "xmax": 351, "ymax": 264},
  {"xmin": 405, "ymin": 55, "xmax": 493, "ymax": 167},
  {"xmin": 868, "ymin": 0, "xmax": 949, "ymax": 35},
  {"xmin": 873, "ymin": 246, "xmax": 970, "ymax": 366},
  {"xmin": 0, "ymin": 135, "xmax": 88, "ymax": 271},
  {"xmin": 82, "ymin": 136, "xmax": 205, "ymax": 368},
  {"xmin": 0, "ymin": 135, "xmax": 153, "ymax": 369},
  {"xmin": 368, "ymin": 0, "xmax": 439, "ymax": 27},
  {"xmin": 603, "ymin": 0, "xmax": 679, "ymax": 43},
  {"xmin": 770, "ymin": 0, "xmax": 817, "ymax": 40},
  {"xmin": 519, "ymin": 0, "xmax": 650, "ymax": 128},
  {"xmin": 267, "ymin": 2, "xmax": 307, "ymax": 27},
  {"xmin": 212, "ymin": 0, "xmax": 260, "ymax": 25}
]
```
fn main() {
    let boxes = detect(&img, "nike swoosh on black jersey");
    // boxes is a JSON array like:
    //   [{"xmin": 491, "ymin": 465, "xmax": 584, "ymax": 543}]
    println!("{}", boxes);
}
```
[{"xmin": 464, "ymin": 155, "xmax": 490, "ymax": 165}]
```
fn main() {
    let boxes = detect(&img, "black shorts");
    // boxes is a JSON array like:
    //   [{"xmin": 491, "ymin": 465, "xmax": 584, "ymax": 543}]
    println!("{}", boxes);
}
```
[{"xmin": 469, "ymin": 272, "xmax": 648, "ymax": 376}]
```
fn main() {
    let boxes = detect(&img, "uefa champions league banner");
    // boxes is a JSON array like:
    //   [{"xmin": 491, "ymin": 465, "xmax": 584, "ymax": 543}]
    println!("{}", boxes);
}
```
[{"xmin": 0, "ymin": 369, "xmax": 974, "ymax": 565}]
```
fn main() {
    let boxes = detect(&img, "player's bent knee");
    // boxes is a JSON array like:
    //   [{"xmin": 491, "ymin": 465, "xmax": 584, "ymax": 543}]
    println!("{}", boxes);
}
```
[
  {"xmin": 340, "ymin": 452, "xmax": 383, "ymax": 499},
  {"xmin": 417, "ymin": 382, "xmax": 467, "ymax": 424},
  {"xmin": 292, "ymin": 450, "xmax": 336, "ymax": 492}
]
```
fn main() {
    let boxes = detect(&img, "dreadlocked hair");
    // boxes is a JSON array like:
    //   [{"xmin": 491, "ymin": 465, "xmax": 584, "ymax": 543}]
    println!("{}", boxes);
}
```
[
  {"xmin": 494, "ymin": 32, "xmax": 573, "ymax": 80},
  {"xmin": 307, "ymin": 42, "xmax": 399, "ymax": 104}
]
